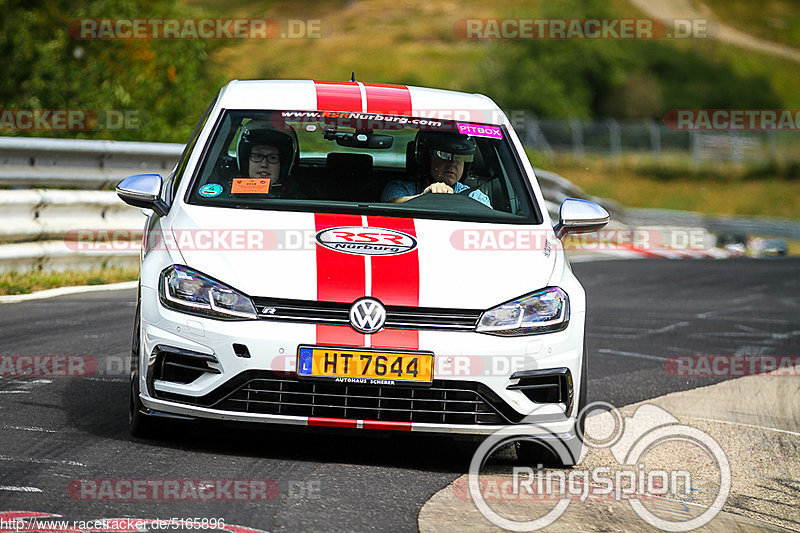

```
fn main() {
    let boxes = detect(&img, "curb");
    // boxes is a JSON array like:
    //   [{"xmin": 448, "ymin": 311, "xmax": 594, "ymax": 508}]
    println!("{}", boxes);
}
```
[{"xmin": 0, "ymin": 280, "xmax": 138, "ymax": 304}]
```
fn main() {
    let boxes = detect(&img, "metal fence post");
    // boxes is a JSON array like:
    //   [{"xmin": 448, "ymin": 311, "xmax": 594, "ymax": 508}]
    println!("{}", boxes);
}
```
[
  {"xmin": 648, "ymin": 120, "xmax": 661, "ymax": 160},
  {"xmin": 608, "ymin": 119, "xmax": 621, "ymax": 163},
  {"xmin": 691, "ymin": 131, "xmax": 700, "ymax": 167},
  {"xmin": 731, "ymin": 132, "xmax": 743, "ymax": 164},
  {"xmin": 768, "ymin": 131, "xmax": 777, "ymax": 161},
  {"xmin": 569, "ymin": 118, "xmax": 584, "ymax": 162}
]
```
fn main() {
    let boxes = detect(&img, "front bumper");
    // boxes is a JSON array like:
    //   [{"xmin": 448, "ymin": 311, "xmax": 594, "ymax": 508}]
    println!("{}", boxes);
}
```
[{"xmin": 138, "ymin": 285, "xmax": 585, "ymax": 437}]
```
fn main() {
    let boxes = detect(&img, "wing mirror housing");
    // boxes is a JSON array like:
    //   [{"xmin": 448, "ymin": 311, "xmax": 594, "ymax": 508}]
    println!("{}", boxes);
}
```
[
  {"xmin": 553, "ymin": 198, "xmax": 610, "ymax": 240},
  {"xmin": 116, "ymin": 173, "xmax": 170, "ymax": 217}
]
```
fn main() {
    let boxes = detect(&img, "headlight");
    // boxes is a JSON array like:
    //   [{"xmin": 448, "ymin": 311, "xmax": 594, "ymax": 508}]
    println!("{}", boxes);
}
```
[
  {"xmin": 159, "ymin": 265, "xmax": 257, "ymax": 320},
  {"xmin": 476, "ymin": 287, "xmax": 569, "ymax": 336}
]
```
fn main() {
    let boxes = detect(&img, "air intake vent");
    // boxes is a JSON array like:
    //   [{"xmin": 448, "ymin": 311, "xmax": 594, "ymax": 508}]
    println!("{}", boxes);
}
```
[
  {"xmin": 507, "ymin": 368, "xmax": 573, "ymax": 411},
  {"xmin": 151, "ymin": 345, "xmax": 221, "ymax": 384},
  {"xmin": 233, "ymin": 344, "xmax": 251, "ymax": 358}
]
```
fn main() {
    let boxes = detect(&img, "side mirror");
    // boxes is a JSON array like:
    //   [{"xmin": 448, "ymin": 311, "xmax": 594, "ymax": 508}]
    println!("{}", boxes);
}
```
[
  {"xmin": 116, "ymin": 173, "xmax": 170, "ymax": 217},
  {"xmin": 553, "ymin": 198, "xmax": 609, "ymax": 240}
]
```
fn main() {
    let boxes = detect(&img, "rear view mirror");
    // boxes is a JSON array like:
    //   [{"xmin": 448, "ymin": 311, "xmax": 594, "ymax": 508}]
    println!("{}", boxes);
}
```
[
  {"xmin": 116, "ymin": 173, "xmax": 170, "ymax": 217},
  {"xmin": 553, "ymin": 198, "xmax": 609, "ymax": 239},
  {"xmin": 324, "ymin": 130, "xmax": 394, "ymax": 149}
]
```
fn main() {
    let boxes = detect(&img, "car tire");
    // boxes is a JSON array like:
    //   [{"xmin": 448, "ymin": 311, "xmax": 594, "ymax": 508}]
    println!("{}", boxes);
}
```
[
  {"xmin": 515, "ymin": 346, "xmax": 588, "ymax": 467},
  {"xmin": 128, "ymin": 300, "xmax": 160, "ymax": 439}
]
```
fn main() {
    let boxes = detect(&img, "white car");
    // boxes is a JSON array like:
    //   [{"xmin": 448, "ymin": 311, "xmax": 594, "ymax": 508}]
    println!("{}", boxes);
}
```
[{"xmin": 117, "ymin": 79, "xmax": 608, "ymax": 465}]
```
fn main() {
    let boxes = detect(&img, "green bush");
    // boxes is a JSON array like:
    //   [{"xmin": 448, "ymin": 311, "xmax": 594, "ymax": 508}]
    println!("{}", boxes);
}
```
[
  {"xmin": 0, "ymin": 0, "xmax": 225, "ymax": 143},
  {"xmin": 481, "ymin": 0, "xmax": 782, "ymax": 120}
]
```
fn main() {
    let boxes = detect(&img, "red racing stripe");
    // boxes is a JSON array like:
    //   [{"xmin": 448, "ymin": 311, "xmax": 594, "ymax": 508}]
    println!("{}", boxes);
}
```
[
  {"xmin": 364, "ymin": 83, "xmax": 412, "ymax": 116},
  {"xmin": 315, "ymin": 213, "xmax": 366, "ymax": 346},
  {"xmin": 308, "ymin": 417, "xmax": 358, "ymax": 429},
  {"xmin": 362, "ymin": 420, "xmax": 412, "ymax": 431},
  {"xmin": 367, "ymin": 216, "xmax": 419, "ymax": 350},
  {"xmin": 313, "ymin": 80, "xmax": 362, "ymax": 112}
]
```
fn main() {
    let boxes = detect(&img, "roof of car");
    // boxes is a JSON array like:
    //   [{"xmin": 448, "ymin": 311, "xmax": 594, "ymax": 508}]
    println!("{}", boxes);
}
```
[{"xmin": 216, "ymin": 79, "xmax": 505, "ymax": 125}]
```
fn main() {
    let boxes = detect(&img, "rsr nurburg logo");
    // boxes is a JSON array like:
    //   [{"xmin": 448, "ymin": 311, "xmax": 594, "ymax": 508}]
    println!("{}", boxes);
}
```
[{"xmin": 315, "ymin": 226, "xmax": 417, "ymax": 256}]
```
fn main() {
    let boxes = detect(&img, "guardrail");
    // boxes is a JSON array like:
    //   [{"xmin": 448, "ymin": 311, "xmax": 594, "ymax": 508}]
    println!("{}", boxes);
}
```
[
  {"xmin": 0, "ymin": 136, "xmax": 795, "ymax": 272},
  {"xmin": 0, "ymin": 136, "xmax": 180, "ymax": 189}
]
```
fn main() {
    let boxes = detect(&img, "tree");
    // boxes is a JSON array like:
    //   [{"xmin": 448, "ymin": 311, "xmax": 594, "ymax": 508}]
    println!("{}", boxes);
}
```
[{"xmin": 0, "ymin": 0, "xmax": 225, "ymax": 142}]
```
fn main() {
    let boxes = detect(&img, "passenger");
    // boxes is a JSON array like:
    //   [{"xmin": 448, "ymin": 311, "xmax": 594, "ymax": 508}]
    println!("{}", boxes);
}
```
[
  {"xmin": 380, "ymin": 131, "xmax": 491, "ymax": 208},
  {"xmin": 235, "ymin": 120, "xmax": 301, "ymax": 198}
]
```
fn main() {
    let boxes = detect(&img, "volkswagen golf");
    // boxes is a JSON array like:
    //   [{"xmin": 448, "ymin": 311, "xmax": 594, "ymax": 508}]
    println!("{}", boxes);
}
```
[{"xmin": 117, "ymin": 79, "xmax": 609, "ymax": 465}]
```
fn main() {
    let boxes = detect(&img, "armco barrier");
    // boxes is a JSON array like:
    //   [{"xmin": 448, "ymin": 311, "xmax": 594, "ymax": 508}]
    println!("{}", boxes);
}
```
[
  {"xmin": 0, "ymin": 136, "xmax": 617, "ymax": 272},
  {"xmin": 0, "ymin": 136, "xmax": 181, "ymax": 189},
  {"xmin": 3, "ymin": 136, "xmax": 795, "ymax": 272}
]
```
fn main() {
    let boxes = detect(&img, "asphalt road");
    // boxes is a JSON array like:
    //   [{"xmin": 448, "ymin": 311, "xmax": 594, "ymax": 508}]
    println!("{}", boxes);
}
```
[{"xmin": 0, "ymin": 258, "xmax": 798, "ymax": 532}]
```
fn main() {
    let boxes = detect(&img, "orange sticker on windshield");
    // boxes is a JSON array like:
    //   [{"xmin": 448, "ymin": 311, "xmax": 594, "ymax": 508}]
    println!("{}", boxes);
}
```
[{"xmin": 232, "ymin": 178, "xmax": 270, "ymax": 194}]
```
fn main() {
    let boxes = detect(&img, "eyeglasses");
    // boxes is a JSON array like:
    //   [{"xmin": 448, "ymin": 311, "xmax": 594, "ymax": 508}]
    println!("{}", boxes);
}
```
[
  {"xmin": 433, "ymin": 149, "xmax": 473, "ymax": 163},
  {"xmin": 249, "ymin": 152, "xmax": 280, "ymax": 164}
]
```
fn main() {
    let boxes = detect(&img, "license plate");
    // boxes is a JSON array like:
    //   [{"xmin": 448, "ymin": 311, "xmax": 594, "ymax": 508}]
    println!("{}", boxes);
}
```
[{"xmin": 297, "ymin": 346, "xmax": 434, "ymax": 385}]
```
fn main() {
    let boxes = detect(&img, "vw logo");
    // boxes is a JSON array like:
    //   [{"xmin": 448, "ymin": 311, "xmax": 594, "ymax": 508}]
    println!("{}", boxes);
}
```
[{"xmin": 349, "ymin": 298, "xmax": 387, "ymax": 334}]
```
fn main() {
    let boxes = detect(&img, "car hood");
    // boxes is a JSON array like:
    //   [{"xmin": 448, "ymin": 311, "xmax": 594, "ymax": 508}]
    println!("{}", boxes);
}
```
[{"xmin": 171, "ymin": 206, "xmax": 558, "ymax": 309}]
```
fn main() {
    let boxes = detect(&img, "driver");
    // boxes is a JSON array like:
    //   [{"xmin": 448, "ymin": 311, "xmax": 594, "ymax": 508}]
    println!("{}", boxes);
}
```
[
  {"xmin": 380, "ymin": 131, "xmax": 491, "ymax": 208},
  {"xmin": 235, "ymin": 120, "xmax": 301, "ymax": 198}
]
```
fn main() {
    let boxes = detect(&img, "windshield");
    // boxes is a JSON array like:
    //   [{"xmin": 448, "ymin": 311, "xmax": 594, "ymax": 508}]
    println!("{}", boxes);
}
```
[{"xmin": 186, "ymin": 109, "xmax": 541, "ymax": 224}]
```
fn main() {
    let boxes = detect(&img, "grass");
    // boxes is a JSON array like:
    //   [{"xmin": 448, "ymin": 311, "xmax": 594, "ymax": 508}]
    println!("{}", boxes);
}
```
[
  {"xmin": 0, "ymin": 266, "xmax": 139, "ymax": 296},
  {"xmin": 533, "ymin": 152, "xmax": 800, "ymax": 219},
  {"xmin": 178, "ymin": 0, "xmax": 800, "ymax": 111},
  {"xmin": 699, "ymin": 0, "xmax": 800, "ymax": 49}
]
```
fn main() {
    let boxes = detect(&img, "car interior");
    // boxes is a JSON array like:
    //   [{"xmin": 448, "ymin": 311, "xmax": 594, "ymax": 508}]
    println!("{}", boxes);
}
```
[{"xmin": 190, "ymin": 111, "xmax": 534, "ymax": 218}]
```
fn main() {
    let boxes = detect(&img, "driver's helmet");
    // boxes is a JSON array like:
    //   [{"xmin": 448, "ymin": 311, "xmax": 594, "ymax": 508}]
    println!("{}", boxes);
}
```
[
  {"xmin": 414, "ymin": 131, "xmax": 477, "ymax": 182},
  {"xmin": 236, "ymin": 120, "xmax": 298, "ymax": 179}
]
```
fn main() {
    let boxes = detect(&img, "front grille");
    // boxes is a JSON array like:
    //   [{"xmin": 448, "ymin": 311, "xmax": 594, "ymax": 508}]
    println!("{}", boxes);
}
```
[
  {"xmin": 218, "ymin": 378, "xmax": 505, "ymax": 425},
  {"xmin": 155, "ymin": 371, "xmax": 518, "ymax": 425},
  {"xmin": 251, "ymin": 297, "xmax": 481, "ymax": 331}
]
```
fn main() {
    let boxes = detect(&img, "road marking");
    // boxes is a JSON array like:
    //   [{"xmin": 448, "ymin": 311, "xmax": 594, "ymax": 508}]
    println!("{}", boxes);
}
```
[
  {"xmin": 2, "ymin": 425, "xmax": 58, "ymax": 433},
  {"xmin": 0, "ymin": 281, "xmax": 137, "ymax": 304},
  {"xmin": 598, "ymin": 349, "xmax": 667, "ymax": 361},
  {"xmin": 649, "ymin": 321, "xmax": 690, "ymax": 334},
  {"xmin": 0, "ymin": 485, "xmax": 43, "ymax": 493},
  {"xmin": 683, "ymin": 416, "xmax": 800, "ymax": 438},
  {"xmin": 84, "ymin": 377, "xmax": 127, "ymax": 383},
  {"xmin": 0, "ymin": 391, "xmax": 30, "ymax": 394},
  {"xmin": 0, "ymin": 455, "xmax": 85, "ymax": 467},
  {"xmin": 592, "ymin": 321, "xmax": 690, "ymax": 339}
]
